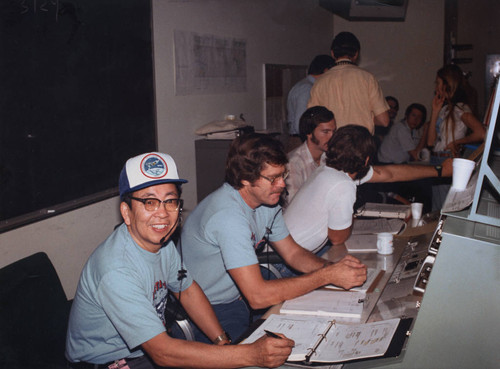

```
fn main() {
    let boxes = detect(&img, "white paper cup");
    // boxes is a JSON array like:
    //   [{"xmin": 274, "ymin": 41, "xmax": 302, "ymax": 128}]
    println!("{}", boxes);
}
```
[
  {"xmin": 419, "ymin": 148, "xmax": 430, "ymax": 162},
  {"xmin": 411, "ymin": 218, "xmax": 422, "ymax": 228},
  {"xmin": 452, "ymin": 158, "xmax": 475, "ymax": 190},
  {"xmin": 411, "ymin": 202, "xmax": 423, "ymax": 220},
  {"xmin": 377, "ymin": 232, "xmax": 394, "ymax": 255}
]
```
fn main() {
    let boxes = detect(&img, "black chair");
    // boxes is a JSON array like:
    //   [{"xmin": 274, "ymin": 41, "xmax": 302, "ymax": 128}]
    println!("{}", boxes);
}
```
[
  {"xmin": 164, "ymin": 292, "xmax": 195, "ymax": 341},
  {"xmin": 258, "ymin": 251, "xmax": 284, "ymax": 280},
  {"xmin": 0, "ymin": 252, "xmax": 71, "ymax": 369}
]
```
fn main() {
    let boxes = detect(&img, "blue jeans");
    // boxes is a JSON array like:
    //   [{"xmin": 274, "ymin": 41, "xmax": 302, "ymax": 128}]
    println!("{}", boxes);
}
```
[
  {"xmin": 183, "ymin": 297, "xmax": 251, "ymax": 344},
  {"xmin": 268, "ymin": 243, "xmax": 332, "ymax": 278}
]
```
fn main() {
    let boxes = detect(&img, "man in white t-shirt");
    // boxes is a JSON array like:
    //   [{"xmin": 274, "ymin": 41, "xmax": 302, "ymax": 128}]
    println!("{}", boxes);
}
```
[{"xmin": 284, "ymin": 125, "xmax": 453, "ymax": 254}]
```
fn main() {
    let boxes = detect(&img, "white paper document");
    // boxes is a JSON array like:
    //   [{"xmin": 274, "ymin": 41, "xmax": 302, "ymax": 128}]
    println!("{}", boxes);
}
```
[
  {"xmin": 345, "ymin": 234, "xmax": 378, "ymax": 253},
  {"xmin": 280, "ymin": 290, "xmax": 365, "ymax": 319},
  {"xmin": 442, "ymin": 170, "xmax": 478, "ymax": 212},
  {"xmin": 243, "ymin": 314, "xmax": 400, "ymax": 363}
]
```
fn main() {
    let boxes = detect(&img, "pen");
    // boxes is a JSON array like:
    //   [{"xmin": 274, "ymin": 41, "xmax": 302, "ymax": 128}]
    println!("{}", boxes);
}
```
[{"xmin": 264, "ymin": 330, "xmax": 282, "ymax": 339}]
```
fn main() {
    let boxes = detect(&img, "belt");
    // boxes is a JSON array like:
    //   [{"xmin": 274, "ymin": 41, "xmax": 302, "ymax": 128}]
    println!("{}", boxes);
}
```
[
  {"xmin": 432, "ymin": 151, "xmax": 452, "ymax": 158},
  {"xmin": 69, "ymin": 357, "xmax": 139, "ymax": 369}
]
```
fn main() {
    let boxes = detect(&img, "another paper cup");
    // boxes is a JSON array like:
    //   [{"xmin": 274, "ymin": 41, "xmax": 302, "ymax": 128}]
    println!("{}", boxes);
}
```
[
  {"xmin": 376, "ymin": 232, "xmax": 394, "ymax": 255},
  {"xmin": 411, "ymin": 202, "xmax": 423, "ymax": 220},
  {"xmin": 452, "ymin": 158, "xmax": 475, "ymax": 190}
]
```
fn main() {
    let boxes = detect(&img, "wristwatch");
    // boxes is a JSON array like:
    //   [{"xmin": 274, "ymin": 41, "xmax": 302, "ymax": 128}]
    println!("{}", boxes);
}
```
[
  {"xmin": 434, "ymin": 165, "xmax": 442, "ymax": 178},
  {"xmin": 213, "ymin": 331, "xmax": 231, "ymax": 345}
]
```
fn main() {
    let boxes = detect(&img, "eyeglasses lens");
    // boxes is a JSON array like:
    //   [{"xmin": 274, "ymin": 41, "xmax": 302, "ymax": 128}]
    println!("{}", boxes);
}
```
[{"xmin": 144, "ymin": 199, "xmax": 181, "ymax": 212}]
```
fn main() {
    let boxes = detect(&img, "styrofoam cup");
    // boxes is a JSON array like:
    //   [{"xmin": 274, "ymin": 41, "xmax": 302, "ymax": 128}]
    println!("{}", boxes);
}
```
[
  {"xmin": 377, "ymin": 232, "xmax": 394, "ymax": 255},
  {"xmin": 419, "ymin": 148, "xmax": 430, "ymax": 162},
  {"xmin": 411, "ymin": 202, "xmax": 423, "ymax": 220},
  {"xmin": 452, "ymin": 158, "xmax": 475, "ymax": 190}
]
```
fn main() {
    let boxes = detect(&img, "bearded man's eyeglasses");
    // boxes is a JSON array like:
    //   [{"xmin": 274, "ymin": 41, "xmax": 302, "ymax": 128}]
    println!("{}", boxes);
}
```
[{"xmin": 260, "ymin": 170, "xmax": 289, "ymax": 185}]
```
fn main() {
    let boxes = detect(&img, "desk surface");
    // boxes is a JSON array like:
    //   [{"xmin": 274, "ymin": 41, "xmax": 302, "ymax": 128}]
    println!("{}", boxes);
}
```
[{"xmin": 245, "ymin": 217, "xmax": 437, "ymax": 369}]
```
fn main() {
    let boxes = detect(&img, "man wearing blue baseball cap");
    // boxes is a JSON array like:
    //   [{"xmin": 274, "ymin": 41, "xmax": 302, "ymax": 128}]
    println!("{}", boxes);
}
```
[{"xmin": 66, "ymin": 152, "xmax": 293, "ymax": 369}]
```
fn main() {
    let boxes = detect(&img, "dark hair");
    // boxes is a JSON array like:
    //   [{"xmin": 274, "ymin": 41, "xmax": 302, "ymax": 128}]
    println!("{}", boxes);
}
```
[
  {"xmin": 331, "ymin": 32, "xmax": 360, "ymax": 58},
  {"xmin": 122, "ymin": 183, "xmax": 182, "ymax": 209},
  {"xmin": 225, "ymin": 133, "xmax": 288, "ymax": 189},
  {"xmin": 325, "ymin": 125, "xmax": 376, "ymax": 179},
  {"xmin": 385, "ymin": 96, "xmax": 399, "ymax": 110},
  {"xmin": 308, "ymin": 55, "xmax": 335, "ymax": 75},
  {"xmin": 299, "ymin": 106, "xmax": 335, "ymax": 142},
  {"xmin": 404, "ymin": 103, "xmax": 427, "ymax": 127}
]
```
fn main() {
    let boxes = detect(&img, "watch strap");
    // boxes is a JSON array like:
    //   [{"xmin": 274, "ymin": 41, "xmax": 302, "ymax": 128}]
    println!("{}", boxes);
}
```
[{"xmin": 434, "ymin": 165, "xmax": 442, "ymax": 178}]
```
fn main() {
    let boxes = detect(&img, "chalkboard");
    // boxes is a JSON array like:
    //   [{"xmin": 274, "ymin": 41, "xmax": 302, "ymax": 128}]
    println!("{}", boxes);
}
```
[{"xmin": 0, "ymin": 0, "xmax": 156, "ymax": 232}]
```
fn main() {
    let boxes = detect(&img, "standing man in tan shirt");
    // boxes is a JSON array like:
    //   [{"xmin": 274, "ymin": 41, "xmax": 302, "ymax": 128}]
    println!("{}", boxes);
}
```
[{"xmin": 308, "ymin": 31, "xmax": 389, "ymax": 134}]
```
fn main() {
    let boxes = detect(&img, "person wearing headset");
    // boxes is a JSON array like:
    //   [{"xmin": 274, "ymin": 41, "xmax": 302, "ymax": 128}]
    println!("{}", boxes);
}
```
[{"xmin": 66, "ymin": 152, "xmax": 293, "ymax": 369}]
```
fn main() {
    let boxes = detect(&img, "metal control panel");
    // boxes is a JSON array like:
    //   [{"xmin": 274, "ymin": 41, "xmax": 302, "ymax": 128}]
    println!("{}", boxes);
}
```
[{"xmin": 412, "ymin": 215, "xmax": 446, "ymax": 294}]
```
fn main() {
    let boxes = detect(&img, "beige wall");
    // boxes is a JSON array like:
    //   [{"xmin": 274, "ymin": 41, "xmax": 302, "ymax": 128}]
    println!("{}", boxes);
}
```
[
  {"xmin": 153, "ymin": 0, "xmax": 333, "ymax": 213},
  {"xmin": 0, "ymin": 197, "xmax": 122, "ymax": 299},
  {"xmin": 332, "ymin": 0, "xmax": 444, "ymax": 123}
]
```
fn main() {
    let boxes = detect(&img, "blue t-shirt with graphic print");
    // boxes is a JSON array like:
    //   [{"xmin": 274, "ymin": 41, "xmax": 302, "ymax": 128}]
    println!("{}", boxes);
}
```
[
  {"xmin": 66, "ymin": 223, "xmax": 192, "ymax": 364},
  {"xmin": 181, "ymin": 183, "xmax": 289, "ymax": 305}
]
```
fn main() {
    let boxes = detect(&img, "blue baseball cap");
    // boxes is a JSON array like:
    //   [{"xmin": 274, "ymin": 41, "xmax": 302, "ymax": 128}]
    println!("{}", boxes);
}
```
[{"xmin": 119, "ymin": 152, "xmax": 188, "ymax": 199}]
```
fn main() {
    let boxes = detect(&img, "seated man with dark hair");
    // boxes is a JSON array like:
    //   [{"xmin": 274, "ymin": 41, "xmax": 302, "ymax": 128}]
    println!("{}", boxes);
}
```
[
  {"xmin": 285, "ymin": 106, "xmax": 336, "ymax": 204},
  {"xmin": 378, "ymin": 103, "xmax": 428, "ymax": 164},
  {"xmin": 181, "ymin": 133, "xmax": 367, "ymax": 343},
  {"xmin": 284, "ymin": 125, "xmax": 452, "ymax": 254},
  {"xmin": 66, "ymin": 152, "xmax": 294, "ymax": 369}
]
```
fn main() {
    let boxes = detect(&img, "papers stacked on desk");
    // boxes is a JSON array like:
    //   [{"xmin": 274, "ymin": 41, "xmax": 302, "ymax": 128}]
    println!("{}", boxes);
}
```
[
  {"xmin": 280, "ymin": 290, "xmax": 365, "ymax": 320},
  {"xmin": 352, "ymin": 218, "xmax": 406, "ymax": 235},
  {"xmin": 356, "ymin": 202, "xmax": 411, "ymax": 219},
  {"xmin": 345, "ymin": 234, "xmax": 378, "ymax": 253}
]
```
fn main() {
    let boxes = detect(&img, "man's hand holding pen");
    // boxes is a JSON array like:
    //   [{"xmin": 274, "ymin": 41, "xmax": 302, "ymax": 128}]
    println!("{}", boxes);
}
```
[{"xmin": 248, "ymin": 331, "xmax": 294, "ymax": 368}]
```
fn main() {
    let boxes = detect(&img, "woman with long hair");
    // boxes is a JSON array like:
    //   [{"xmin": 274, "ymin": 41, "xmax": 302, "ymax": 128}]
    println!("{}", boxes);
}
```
[
  {"xmin": 427, "ymin": 64, "xmax": 485, "ymax": 209},
  {"xmin": 427, "ymin": 64, "xmax": 485, "ymax": 159}
]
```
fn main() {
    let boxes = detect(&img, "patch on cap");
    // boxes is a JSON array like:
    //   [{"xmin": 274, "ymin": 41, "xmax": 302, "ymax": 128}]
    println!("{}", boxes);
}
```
[{"xmin": 140, "ymin": 154, "xmax": 168, "ymax": 179}]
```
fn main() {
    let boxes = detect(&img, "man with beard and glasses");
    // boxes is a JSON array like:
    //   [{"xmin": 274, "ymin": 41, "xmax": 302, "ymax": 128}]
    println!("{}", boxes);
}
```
[
  {"xmin": 181, "ymin": 133, "xmax": 367, "ymax": 344},
  {"xmin": 284, "ymin": 125, "xmax": 452, "ymax": 255},
  {"xmin": 285, "ymin": 106, "xmax": 336, "ymax": 205}
]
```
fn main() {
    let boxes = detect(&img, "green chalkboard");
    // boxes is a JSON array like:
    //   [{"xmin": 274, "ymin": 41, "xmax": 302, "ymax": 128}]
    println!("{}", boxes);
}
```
[{"xmin": 0, "ymin": 0, "xmax": 156, "ymax": 231}]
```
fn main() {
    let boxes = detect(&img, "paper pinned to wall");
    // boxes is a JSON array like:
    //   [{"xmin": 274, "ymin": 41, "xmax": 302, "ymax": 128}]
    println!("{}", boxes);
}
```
[{"xmin": 174, "ymin": 30, "xmax": 247, "ymax": 95}]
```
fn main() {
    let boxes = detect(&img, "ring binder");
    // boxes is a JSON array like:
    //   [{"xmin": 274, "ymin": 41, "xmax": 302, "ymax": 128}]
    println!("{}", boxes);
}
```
[
  {"xmin": 243, "ymin": 314, "xmax": 407, "ymax": 364},
  {"xmin": 305, "ymin": 320, "xmax": 336, "ymax": 362}
]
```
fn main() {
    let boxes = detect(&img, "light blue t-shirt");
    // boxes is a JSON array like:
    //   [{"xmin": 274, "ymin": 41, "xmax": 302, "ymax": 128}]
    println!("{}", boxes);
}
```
[
  {"xmin": 181, "ymin": 183, "xmax": 289, "ymax": 305},
  {"xmin": 287, "ymin": 75, "xmax": 315, "ymax": 135},
  {"xmin": 66, "ymin": 223, "xmax": 193, "ymax": 364},
  {"xmin": 378, "ymin": 119, "xmax": 422, "ymax": 164}
]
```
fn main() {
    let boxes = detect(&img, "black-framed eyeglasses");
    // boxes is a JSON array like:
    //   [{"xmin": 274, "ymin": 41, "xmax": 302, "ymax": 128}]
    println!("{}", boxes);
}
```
[
  {"xmin": 129, "ymin": 197, "xmax": 183, "ymax": 212},
  {"xmin": 260, "ymin": 170, "xmax": 289, "ymax": 185}
]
